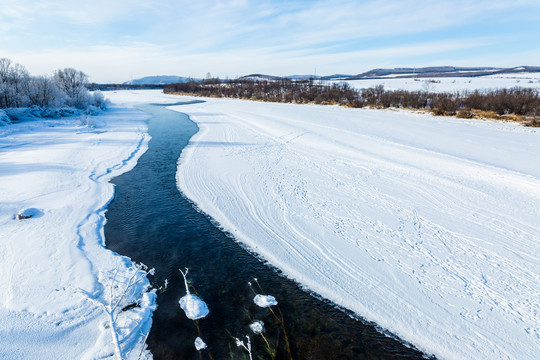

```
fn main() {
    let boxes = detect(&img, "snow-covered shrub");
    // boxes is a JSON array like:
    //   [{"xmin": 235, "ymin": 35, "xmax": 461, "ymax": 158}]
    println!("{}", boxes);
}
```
[
  {"xmin": 71, "ymin": 86, "xmax": 93, "ymax": 109},
  {"xmin": 27, "ymin": 105, "xmax": 43, "ymax": 117},
  {"xmin": 178, "ymin": 268, "xmax": 209, "ymax": 320},
  {"xmin": 253, "ymin": 294, "xmax": 278, "ymax": 308},
  {"xmin": 57, "ymin": 107, "xmax": 81, "ymax": 117},
  {"xmin": 249, "ymin": 320, "xmax": 265, "ymax": 334},
  {"xmin": 85, "ymin": 105, "xmax": 102, "ymax": 116},
  {"xmin": 92, "ymin": 91, "xmax": 109, "ymax": 109},
  {"xmin": 0, "ymin": 109, "xmax": 11, "ymax": 126},
  {"xmin": 40, "ymin": 108, "xmax": 63, "ymax": 119},
  {"xmin": 235, "ymin": 336, "xmax": 254, "ymax": 360},
  {"xmin": 3, "ymin": 107, "xmax": 42, "ymax": 121},
  {"xmin": 194, "ymin": 337, "xmax": 207, "ymax": 351}
]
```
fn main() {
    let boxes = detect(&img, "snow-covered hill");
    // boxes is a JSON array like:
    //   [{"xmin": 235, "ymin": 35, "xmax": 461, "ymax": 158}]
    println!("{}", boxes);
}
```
[{"xmin": 123, "ymin": 75, "xmax": 198, "ymax": 85}]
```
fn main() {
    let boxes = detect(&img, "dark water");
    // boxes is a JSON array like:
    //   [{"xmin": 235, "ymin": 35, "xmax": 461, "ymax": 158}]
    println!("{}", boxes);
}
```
[{"xmin": 104, "ymin": 102, "xmax": 430, "ymax": 360}]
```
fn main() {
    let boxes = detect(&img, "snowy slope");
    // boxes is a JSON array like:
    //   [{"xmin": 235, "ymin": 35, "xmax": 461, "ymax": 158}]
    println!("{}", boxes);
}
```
[
  {"xmin": 170, "ymin": 94, "xmax": 540, "ymax": 359},
  {"xmin": 123, "ymin": 75, "xmax": 197, "ymax": 85},
  {"xmin": 342, "ymin": 75, "xmax": 540, "ymax": 93},
  {"xmin": 0, "ymin": 104, "xmax": 155, "ymax": 359}
]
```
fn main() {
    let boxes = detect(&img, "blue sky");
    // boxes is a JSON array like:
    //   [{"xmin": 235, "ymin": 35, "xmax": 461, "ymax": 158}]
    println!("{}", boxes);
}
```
[{"xmin": 1, "ymin": 0, "xmax": 539, "ymax": 82}]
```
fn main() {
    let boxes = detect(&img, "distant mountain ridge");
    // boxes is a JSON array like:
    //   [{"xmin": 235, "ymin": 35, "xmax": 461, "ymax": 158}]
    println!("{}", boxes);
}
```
[
  {"xmin": 125, "ymin": 66, "xmax": 540, "ymax": 85},
  {"xmin": 347, "ymin": 66, "xmax": 540, "ymax": 80},
  {"xmin": 123, "ymin": 75, "xmax": 199, "ymax": 85},
  {"xmin": 236, "ymin": 66, "xmax": 540, "ymax": 82}
]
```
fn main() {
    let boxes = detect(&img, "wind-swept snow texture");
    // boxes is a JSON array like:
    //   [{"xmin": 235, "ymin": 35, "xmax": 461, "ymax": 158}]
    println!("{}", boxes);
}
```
[
  {"xmin": 173, "ymin": 96, "xmax": 540, "ymax": 359},
  {"xmin": 0, "ymin": 100, "xmax": 154, "ymax": 359}
]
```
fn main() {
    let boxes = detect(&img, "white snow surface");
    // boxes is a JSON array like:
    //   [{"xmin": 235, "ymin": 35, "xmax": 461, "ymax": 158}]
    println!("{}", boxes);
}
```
[
  {"xmin": 179, "ymin": 294, "xmax": 210, "ymax": 320},
  {"xmin": 194, "ymin": 336, "xmax": 207, "ymax": 350},
  {"xmin": 253, "ymin": 294, "xmax": 278, "ymax": 308},
  {"xmin": 342, "ymin": 74, "xmax": 540, "ymax": 93},
  {"xmin": 0, "ymin": 97, "xmax": 157, "ymax": 359},
  {"xmin": 249, "ymin": 320, "xmax": 265, "ymax": 334},
  {"xmin": 167, "ymin": 92, "xmax": 540, "ymax": 360}
]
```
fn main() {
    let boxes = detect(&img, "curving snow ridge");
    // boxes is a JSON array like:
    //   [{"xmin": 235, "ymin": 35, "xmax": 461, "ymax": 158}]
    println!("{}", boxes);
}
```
[{"xmin": 174, "ymin": 95, "xmax": 540, "ymax": 360}]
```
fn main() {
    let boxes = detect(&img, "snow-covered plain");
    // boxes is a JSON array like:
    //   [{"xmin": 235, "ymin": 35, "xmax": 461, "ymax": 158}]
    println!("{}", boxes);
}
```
[
  {"xmin": 0, "ymin": 101, "xmax": 155, "ymax": 359},
  {"xmin": 341, "ymin": 73, "xmax": 540, "ymax": 93},
  {"xmin": 168, "ymin": 92, "xmax": 540, "ymax": 359}
]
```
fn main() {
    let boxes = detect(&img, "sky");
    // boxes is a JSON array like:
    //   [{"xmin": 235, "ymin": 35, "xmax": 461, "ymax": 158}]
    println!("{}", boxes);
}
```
[{"xmin": 1, "ymin": 0, "xmax": 539, "ymax": 83}]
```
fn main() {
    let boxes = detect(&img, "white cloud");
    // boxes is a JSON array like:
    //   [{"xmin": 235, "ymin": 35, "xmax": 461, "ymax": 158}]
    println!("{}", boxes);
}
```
[{"xmin": 1, "ymin": 0, "xmax": 539, "ymax": 81}]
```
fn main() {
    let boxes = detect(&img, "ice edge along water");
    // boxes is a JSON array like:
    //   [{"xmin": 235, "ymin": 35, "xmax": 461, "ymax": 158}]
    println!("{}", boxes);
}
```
[
  {"xmin": 0, "ymin": 99, "xmax": 156, "ymax": 360},
  {"xmin": 171, "ymin": 92, "xmax": 540, "ymax": 360}
]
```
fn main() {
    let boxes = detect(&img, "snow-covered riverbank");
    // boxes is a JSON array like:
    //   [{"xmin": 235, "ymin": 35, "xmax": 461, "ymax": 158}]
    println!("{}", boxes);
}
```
[
  {"xmin": 170, "ymin": 93, "xmax": 540, "ymax": 359},
  {"xmin": 0, "ymin": 101, "xmax": 154, "ymax": 359},
  {"xmin": 3, "ymin": 89, "xmax": 537, "ymax": 359}
]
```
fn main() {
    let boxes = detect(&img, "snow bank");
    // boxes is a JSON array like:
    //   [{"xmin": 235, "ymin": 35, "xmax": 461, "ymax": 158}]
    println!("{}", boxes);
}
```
[
  {"xmin": 0, "ymin": 98, "xmax": 155, "ymax": 359},
  {"xmin": 172, "ymin": 94, "xmax": 540, "ymax": 359}
]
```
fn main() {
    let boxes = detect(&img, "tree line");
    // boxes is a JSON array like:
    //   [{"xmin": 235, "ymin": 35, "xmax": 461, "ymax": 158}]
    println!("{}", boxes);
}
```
[
  {"xmin": 164, "ymin": 78, "xmax": 358, "ymax": 105},
  {"xmin": 0, "ymin": 57, "xmax": 106, "ymax": 110},
  {"xmin": 164, "ymin": 79, "xmax": 540, "ymax": 126}
]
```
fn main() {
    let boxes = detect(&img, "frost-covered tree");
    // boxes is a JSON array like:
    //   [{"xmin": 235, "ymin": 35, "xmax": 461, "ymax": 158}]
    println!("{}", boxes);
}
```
[
  {"xmin": 0, "ymin": 58, "xmax": 108, "ymax": 115},
  {"xmin": 53, "ymin": 68, "xmax": 91, "ymax": 109},
  {"xmin": 27, "ymin": 76, "xmax": 66, "ymax": 108},
  {"xmin": 0, "ymin": 58, "xmax": 31, "ymax": 108}
]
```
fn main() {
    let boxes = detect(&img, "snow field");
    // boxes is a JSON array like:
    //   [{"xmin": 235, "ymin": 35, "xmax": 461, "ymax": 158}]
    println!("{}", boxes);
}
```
[
  {"xmin": 4, "ymin": 88, "xmax": 535, "ymax": 359},
  {"xmin": 171, "ymin": 94, "xmax": 540, "ymax": 359},
  {"xmin": 0, "ymin": 101, "xmax": 155, "ymax": 359},
  {"xmin": 341, "ymin": 73, "xmax": 540, "ymax": 93}
]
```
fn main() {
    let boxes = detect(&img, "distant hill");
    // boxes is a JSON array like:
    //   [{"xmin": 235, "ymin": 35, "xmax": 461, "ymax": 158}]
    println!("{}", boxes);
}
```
[
  {"xmin": 237, "ymin": 74, "xmax": 352, "ymax": 81},
  {"xmin": 123, "ymin": 75, "xmax": 199, "ymax": 85},
  {"xmin": 347, "ymin": 66, "xmax": 540, "ymax": 80},
  {"xmin": 234, "ymin": 67, "xmax": 540, "ymax": 83},
  {"xmin": 237, "ymin": 74, "xmax": 284, "ymax": 81},
  {"xmin": 286, "ymin": 74, "xmax": 321, "ymax": 80}
]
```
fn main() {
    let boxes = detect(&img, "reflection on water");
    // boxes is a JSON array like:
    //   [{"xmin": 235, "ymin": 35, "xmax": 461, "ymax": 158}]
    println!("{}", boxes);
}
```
[{"xmin": 104, "ymin": 103, "xmax": 430, "ymax": 359}]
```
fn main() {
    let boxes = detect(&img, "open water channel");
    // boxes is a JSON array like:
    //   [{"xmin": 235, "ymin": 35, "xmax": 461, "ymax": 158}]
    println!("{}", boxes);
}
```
[{"xmin": 104, "ymin": 101, "xmax": 430, "ymax": 359}]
